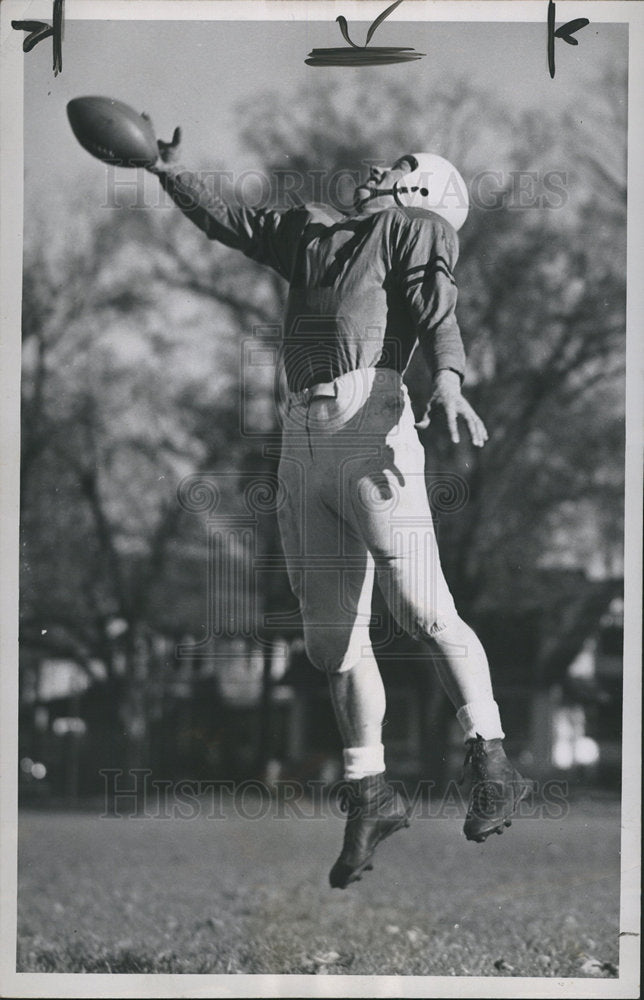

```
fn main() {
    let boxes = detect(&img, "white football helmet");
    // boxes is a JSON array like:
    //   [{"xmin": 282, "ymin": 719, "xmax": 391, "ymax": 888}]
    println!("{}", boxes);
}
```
[{"xmin": 392, "ymin": 153, "xmax": 469, "ymax": 232}]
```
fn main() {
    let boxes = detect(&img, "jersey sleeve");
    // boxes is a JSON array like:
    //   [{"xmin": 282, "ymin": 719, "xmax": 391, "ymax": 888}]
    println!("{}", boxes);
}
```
[
  {"xmin": 391, "ymin": 212, "xmax": 466, "ymax": 381},
  {"xmin": 155, "ymin": 165, "xmax": 305, "ymax": 280}
]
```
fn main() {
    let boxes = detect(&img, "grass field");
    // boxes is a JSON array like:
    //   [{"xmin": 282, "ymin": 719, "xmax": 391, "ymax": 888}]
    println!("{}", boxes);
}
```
[{"xmin": 17, "ymin": 794, "xmax": 621, "ymax": 978}]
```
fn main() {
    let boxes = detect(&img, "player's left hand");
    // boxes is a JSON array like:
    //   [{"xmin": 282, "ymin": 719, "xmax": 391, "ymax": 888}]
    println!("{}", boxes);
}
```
[{"xmin": 415, "ymin": 369, "xmax": 489, "ymax": 447}]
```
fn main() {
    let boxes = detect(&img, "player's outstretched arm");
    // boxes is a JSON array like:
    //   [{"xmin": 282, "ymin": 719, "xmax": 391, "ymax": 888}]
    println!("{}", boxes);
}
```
[
  {"xmin": 143, "ymin": 121, "xmax": 298, "ymax": 277},
  {"xmin": 415, "ymin": 369, "xmax": 488, "ymax": 447},
  {"xmin": 144, "ymin": 122, "xmax": 242, "ymax": 245}
]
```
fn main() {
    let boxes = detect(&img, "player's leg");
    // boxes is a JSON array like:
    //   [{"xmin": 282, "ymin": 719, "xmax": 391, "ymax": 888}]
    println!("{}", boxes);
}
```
[
  {"xmin": 344, "ymin": 383, "xmax": 531, "ymax": 840},
  {"xmin": 300, "ymin": 547, "xmax": 388, "ymax": 775},
  {"xmin": 327, "ymin": 653, "xmax": 385, "ymax": 752},
  {"xmin": 278, "ymin": 441, "xmax": 386, "ymax": 759},
  {"xmin": 344, "ymin": 412, "xmax": 502, "ymax": 729},
  {"xmin": 295, "ymin": 545, "xmax": 410, "ymax": 888},
  {"xmin": 277, "ymin": 413, "xmax": 409, "ymax": 886},
  {"xmin": 278, "ymin": 399, "xmax": 388, "ymax": 765}
]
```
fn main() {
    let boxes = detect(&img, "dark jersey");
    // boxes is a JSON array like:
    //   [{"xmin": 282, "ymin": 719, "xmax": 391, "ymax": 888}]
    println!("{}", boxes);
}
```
[{"xmin": 158, "ymin": 167, "xmax": 466, "ymax": 392}]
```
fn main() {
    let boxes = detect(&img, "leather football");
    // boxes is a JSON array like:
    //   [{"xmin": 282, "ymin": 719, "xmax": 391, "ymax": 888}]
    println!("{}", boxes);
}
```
[{"xmin": 67, "ymin": 96, "xmax": 158, "ymax": 168}]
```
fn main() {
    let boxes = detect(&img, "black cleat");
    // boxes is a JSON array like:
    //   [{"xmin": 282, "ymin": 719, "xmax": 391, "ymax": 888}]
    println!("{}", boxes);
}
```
[
  {"xmin": 461, "ymin": 735, "xmax": 533, "ymax": 843},
  {"xmin": 329, "ymin": 773, "xmax": 410, "ymax": 889}
]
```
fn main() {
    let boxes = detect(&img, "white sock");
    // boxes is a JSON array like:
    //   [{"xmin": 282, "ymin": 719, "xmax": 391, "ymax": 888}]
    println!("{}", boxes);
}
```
[
  {"xmin": 456, "ymin": 699, "xmax": 505, "ymax": 742},
  {"xmin": 343, "ymin": 744, "xmax": 385, "ymax": 780}
]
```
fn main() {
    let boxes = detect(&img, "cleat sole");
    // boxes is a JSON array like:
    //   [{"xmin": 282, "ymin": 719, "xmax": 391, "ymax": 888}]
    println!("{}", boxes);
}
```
[
  {"xmin": 330, "ymin": 813, "xmax": 411, "ymax": 889},
  {"xmin": 340, "ymin": 855, "xmax": 375, "ymax": 887},
  {"xmin": 464, "ymin": 778, "xmax": 532, "ymax": 843}
]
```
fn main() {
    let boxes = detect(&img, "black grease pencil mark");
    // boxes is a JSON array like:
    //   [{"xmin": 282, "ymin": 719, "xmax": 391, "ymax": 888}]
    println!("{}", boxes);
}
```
[
  {"xmin": 306, "ymin": 0, "xmax": 424, "ymax": 67},
  {"xmin": 547, "ymin": 0, "xmax": 590, "ymax": 78},
  {"xmin": 11, "ymin": 0, "xmax": 64, "ymax": 76}
]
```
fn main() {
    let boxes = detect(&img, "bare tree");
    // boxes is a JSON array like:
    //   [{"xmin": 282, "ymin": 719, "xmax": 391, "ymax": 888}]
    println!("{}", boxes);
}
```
[{"xmin": 20, "ymin": 189, "xmax": 290, "ymax": 775}]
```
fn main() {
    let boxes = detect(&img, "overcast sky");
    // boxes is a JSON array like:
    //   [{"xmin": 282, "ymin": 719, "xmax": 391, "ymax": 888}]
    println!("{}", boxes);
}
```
[{"xmin": 24, "ymin": 16, "xmax": 626, "ymax": 186}]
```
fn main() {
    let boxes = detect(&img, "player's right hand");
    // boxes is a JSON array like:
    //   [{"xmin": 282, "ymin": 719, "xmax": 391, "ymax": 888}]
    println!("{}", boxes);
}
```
[{"xmin": 146, "ymin": 124, "xmax": 182, "ymax": 171}]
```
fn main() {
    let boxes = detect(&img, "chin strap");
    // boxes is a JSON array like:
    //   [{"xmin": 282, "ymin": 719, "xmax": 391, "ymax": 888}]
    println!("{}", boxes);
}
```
[
  {"xmin": 356, "ymin": 183, "xmax": 429, "ymax": 210},
  {"xmin": 355, "ymin": 186, "xmax": 397, "ymax": 210}
]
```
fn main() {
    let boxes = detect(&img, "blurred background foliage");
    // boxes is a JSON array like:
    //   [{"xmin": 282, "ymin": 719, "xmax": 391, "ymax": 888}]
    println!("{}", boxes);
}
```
[{"xmin": 19, "ymin": 72, "xmax": 626, "ymax": 789}]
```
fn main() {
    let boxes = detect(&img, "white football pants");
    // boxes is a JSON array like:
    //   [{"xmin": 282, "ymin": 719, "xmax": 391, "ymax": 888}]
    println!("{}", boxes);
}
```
[{"xmin": 277, "ymin": 367, "xmax": 458, "ymax": 674}]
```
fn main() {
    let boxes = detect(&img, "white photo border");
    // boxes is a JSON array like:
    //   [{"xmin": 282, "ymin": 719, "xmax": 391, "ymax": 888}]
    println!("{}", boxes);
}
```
[{"xmin": 1, "ymin": 2, "xmax": 641, "ymax": 997}]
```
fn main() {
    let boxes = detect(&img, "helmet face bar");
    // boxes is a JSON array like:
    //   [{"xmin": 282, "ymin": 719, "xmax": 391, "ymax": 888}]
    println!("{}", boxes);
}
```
[{"xmin": 393, "ymin": 153, "xmax": 469, "ymax": 232}]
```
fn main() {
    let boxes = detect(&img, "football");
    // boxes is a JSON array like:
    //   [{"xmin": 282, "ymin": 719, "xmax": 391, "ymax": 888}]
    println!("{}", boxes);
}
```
[{"xmin": 67, "ymin": 96, "xmax": 158, "ymax": 168}]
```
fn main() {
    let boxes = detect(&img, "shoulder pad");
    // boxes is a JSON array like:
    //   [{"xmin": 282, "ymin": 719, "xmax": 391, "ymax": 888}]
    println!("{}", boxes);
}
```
[{"xmin": 392, "ymin": 204, "xmax": 457, "ymax": 233}]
